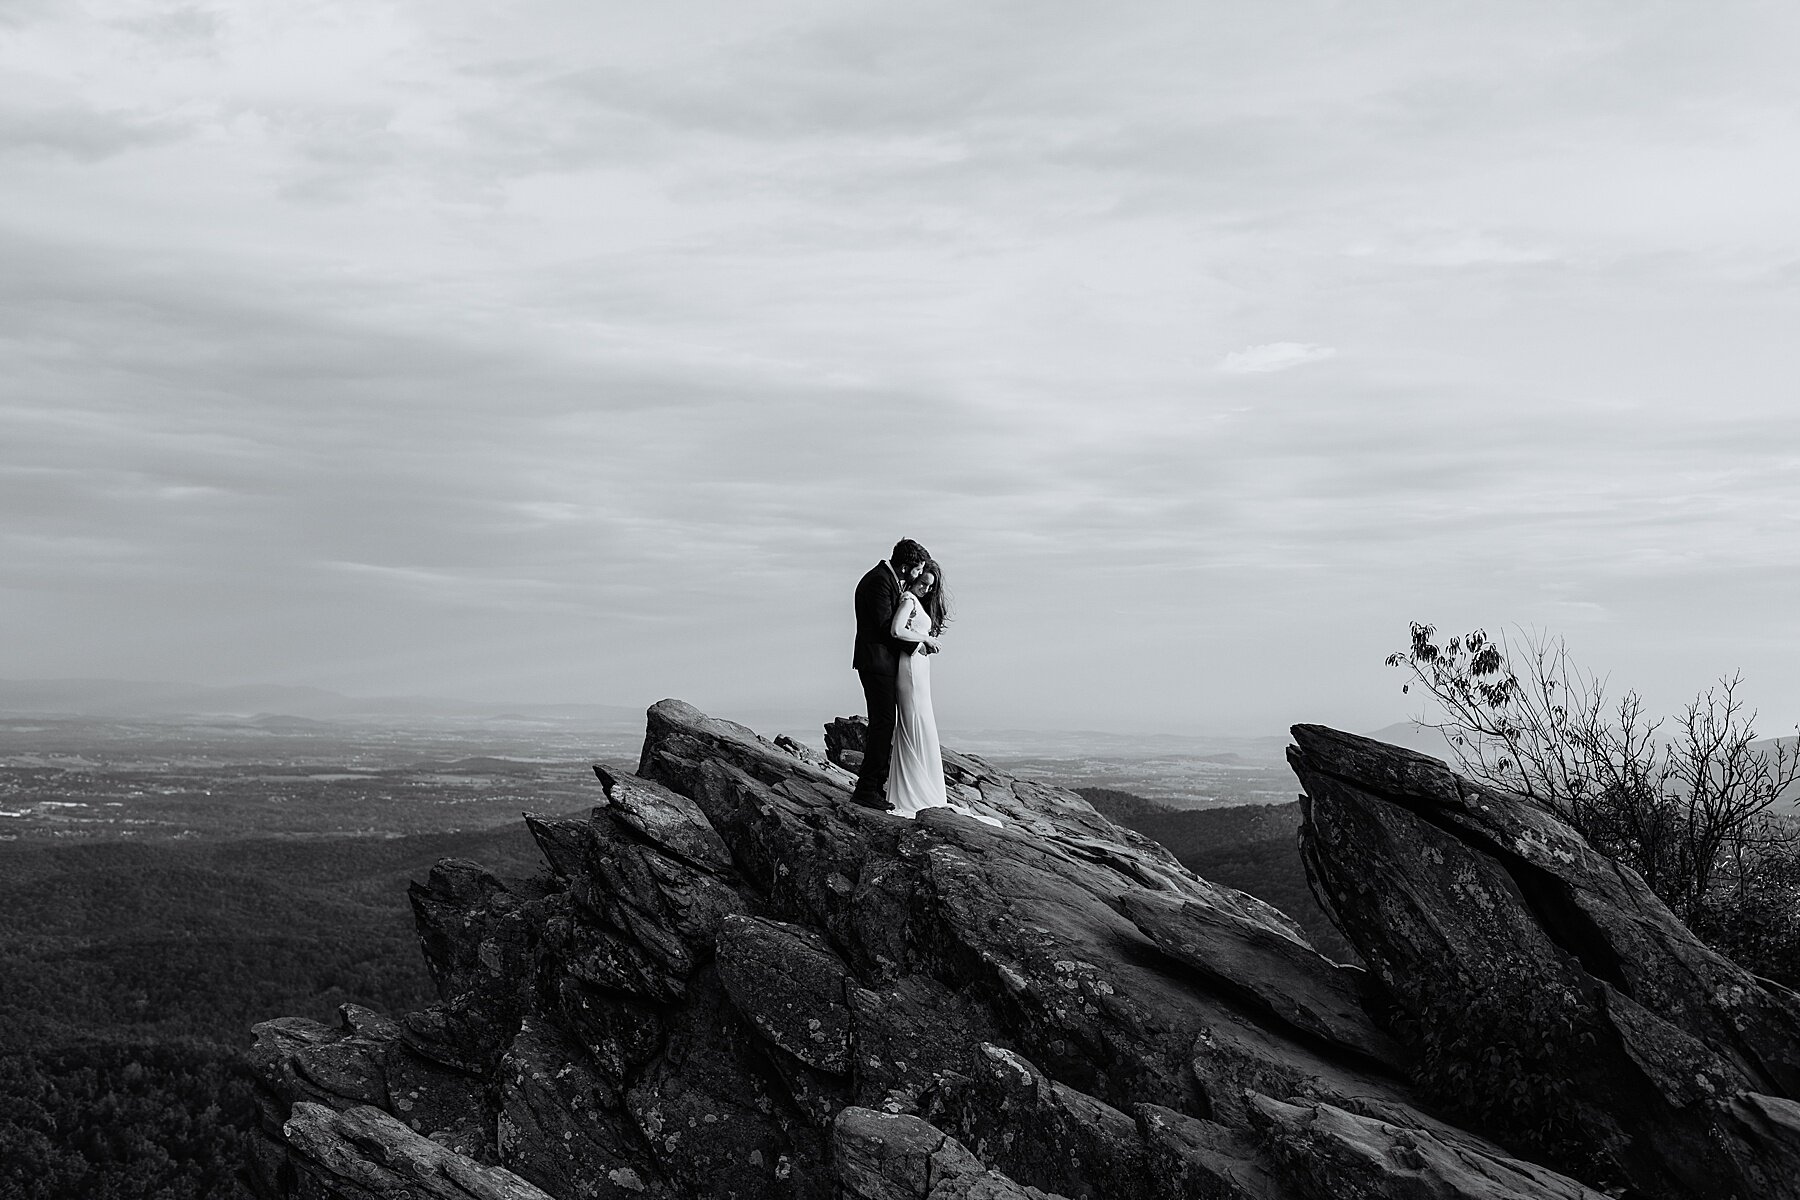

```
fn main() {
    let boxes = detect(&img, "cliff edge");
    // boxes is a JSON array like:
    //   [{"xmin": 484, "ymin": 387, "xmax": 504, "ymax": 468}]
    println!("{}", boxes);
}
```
[{"xmin": 242, "ymin": 702, "xmax": 1800, "ymax": 1199}]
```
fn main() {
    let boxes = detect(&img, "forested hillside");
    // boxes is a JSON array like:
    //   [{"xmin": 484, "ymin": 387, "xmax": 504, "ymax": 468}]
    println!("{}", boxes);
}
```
[
  {"xmin": 0, "ymin": 824, "xmax": 548, "ymax": 1200},
  {"xmin": 1071, "ymin": 785, "xmax": 1172, "ymax": 820}
]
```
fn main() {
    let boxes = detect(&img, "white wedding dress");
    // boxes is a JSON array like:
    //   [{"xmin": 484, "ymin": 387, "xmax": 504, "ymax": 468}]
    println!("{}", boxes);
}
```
[{"xmin": 888, "ymin": 593, "xmax": 1002, "ymax": 827}]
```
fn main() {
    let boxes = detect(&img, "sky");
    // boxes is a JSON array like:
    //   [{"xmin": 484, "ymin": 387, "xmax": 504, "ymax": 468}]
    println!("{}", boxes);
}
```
[{"xmin": 5, "ymin": 1, "xmax": 1800, "ymax": 737}]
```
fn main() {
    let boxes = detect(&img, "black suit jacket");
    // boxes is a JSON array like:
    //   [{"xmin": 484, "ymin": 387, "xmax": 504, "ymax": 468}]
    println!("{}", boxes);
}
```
[{"xmin": 852, "ymin": 561, "xmax": 911, "ymax": 677}]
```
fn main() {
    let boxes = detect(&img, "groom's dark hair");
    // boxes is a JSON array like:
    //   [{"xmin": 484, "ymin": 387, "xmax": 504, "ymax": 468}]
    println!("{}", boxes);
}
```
[{"xmin": 890, "ymin": 539, "xmax": 930, "ymax": 572}]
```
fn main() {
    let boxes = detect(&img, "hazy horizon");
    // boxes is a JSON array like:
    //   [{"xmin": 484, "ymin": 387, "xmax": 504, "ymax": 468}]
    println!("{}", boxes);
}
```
[
  {"xmin": 8, "ymin": 3, "xmax": 1800, "ymax": 738},
  {"xmin": 0, "ymin": 673, "xmax": 1302, "ymax": 744}
]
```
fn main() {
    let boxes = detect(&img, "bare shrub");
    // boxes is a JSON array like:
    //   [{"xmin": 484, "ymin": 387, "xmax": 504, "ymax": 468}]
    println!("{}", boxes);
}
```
[{"xmin": 1386, "ymin": 623, "xmax": 1800, "ymax": 977}]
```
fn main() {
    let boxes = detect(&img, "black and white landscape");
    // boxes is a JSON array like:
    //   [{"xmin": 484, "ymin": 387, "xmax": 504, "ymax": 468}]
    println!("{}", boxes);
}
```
[{"xmin": 8, "ymin": 2, "xmax": 1800, "ymax": 1199}]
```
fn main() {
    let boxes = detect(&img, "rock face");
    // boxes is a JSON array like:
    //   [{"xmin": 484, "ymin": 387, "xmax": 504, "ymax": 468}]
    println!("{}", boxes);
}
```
[
  {"xmin": 1287, "ymin": 723, "xmax": 1800, "ymax": 1200},
  {"xmin": 245, "ymin": 703, "xmax": 1799, "ymax": 1199}
]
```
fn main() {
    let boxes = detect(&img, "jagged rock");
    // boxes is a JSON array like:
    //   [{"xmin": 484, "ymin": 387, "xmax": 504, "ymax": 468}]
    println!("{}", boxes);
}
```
[
  {"xmin": 598, "ymin": 770, "xmax": 737, "ymax": 875},
  {"xmin": 645, "ymin": 710, "xmax": 1368, "ymax": 1130},
  {"xmin": 248, "ymin": 1005, "xmax": 490, "ymax": 1161},
  {"xmin": 251, "ymin": 703, "xmax": 1761, "ymax": 1200},
  {"xmin": 923, "ymin": 1042, "xmax": 1146, "ymax": 1199},
  {"xmin": 495, "ymin": 1016, "xmax": 673, "ymax": 1198},
  {"xmin": 776, "ymin": 734, "xmax": 855, "ymax": 783},
  {"xmin": 829, "ymin": 1107, "xmax": 1063, "ymax": 1200},
  {"xmin": 823, "ymin": 716, "xmax": 867, "ymax": 772},
  {"xmin": 621, "ymin": 967, "xmax": 823, "ymax": 1199},
  {"xmin": 281, "ymin": 1102, "xmax": 552, "ymax": 1200},
  {"xmin": 1288, "ymin": 722, "xmax": 1800, "ymax": 1199},
  {"xmin": 407, "ymin": 859, "xmax": 549, "ymax": 1075},
  {"xmin": 716, "ymin": 914, "xmax": 855, "ymax": 1074},
  {"xmin": 526, "ymin": 811, "xmax": 596, "ymax": 880},
  {"xmin": 1246, "ymin": 1093, "xmax": 1611, "ymax": 1199},
  {"xmin": 1117, "ymin": 889, "xmax": 1398, "ymax": 1066},
  {"xmin": 1719, "ymin": 1091, "xmax": 1800, "ymax": 1195},
  {"xmin": 845, "ymin": 974, "xmax": 1001, "ymax": 1114},
  {"xmin": 1133, "ymin": 1104, "xmax": 1283, "ymax": 1200}
]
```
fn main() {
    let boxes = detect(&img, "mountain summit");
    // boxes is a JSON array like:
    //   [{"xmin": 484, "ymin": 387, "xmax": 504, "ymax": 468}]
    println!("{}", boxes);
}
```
[{"xmin": 244, "ymin": 700, "xmax": 1800, "ymax": 1200}]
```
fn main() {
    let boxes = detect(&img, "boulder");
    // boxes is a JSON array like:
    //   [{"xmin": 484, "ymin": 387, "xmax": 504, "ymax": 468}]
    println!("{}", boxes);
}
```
[
  {"xmin": 1288, "ymin": 722, "xmax": 1800, "ymax": 1199},
  {"xmin": 823, "ymin": 716, "xmax": 867, "ymax": 772}
]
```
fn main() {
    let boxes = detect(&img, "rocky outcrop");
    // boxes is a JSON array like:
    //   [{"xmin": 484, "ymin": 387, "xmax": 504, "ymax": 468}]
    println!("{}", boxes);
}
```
[
  {"xmin": 821, "ymin": 717, "xmax": 867, "ymax": 775},
  {"xmin": 1288, "ymin": 723, "xmax": 1800, "ymax": 1199},
  {"xmin": 246, "ymin": 702, "xmax": 1795, "ymax": 1199}
]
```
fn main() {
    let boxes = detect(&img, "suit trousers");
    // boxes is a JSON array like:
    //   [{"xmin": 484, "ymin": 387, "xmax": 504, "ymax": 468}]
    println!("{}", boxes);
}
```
[{"xmin": 854, "ymin": 668, "xmax": 899, "ymax": 801}]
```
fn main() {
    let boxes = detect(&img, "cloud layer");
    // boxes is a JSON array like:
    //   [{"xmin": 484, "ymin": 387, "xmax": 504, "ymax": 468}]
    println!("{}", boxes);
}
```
[
  {"xmin": 1218, "ymin": 343, "xmax": 1337, "ymax": 374},
  {"xmin": 5, "ymin": 1, "xmax": 1800, "ymax": 734}
]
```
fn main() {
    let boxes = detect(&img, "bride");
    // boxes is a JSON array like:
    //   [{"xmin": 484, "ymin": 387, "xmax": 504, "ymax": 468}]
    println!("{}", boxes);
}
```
[{"xmin": 887, "ymin": 560, "xmax": 1002, "ymax": 826}]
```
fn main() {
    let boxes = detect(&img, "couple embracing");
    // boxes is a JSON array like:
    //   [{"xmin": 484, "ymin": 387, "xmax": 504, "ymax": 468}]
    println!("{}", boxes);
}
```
[{"xmin": 849, "ymin": 539, "xmax": 1000, "ymax": 827}]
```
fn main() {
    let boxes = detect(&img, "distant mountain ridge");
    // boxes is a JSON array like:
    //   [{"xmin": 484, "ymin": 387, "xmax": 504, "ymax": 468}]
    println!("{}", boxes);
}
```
[
  {"xmin": 0, "ymin": 678, "xmax": 642, "ymax": 724},
  {"xmin": 1365, "ymin": 717, "xmax": 1800, "ymax": 761},
  {"xmin": 1360, "ymin": 719, "xmax": 1461, "ymax": 757}
]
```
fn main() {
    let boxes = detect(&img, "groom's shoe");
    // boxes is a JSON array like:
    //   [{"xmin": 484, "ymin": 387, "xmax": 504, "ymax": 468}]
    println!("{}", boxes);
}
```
[{"xmin": 850, "ymin": 791, "xmax": 893, "ymax": 812}]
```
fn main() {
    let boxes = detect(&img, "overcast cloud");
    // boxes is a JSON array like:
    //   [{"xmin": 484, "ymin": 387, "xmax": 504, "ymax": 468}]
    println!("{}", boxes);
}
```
[{"xmin": 5, "ymin": 1, "xmax": 1800, "ymax": 735}]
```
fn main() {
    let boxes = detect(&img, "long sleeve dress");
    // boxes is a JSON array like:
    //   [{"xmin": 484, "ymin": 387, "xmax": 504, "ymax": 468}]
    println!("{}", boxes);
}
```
[{"xmin": 887, "ymin": 594, "xmax": 1002, "ymax": 827}]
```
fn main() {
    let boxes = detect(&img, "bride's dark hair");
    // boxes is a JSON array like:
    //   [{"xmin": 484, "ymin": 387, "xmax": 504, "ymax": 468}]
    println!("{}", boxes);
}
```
[{"xmin": 918, "ymin": 558, "xmax": 951, "ymax": 636}]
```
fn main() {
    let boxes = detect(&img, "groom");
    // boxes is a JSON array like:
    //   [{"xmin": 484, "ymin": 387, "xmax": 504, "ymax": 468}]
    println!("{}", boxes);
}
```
[{"xmin": 850, "ymin": 538, "xmax": 931, "ymax": 811}]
